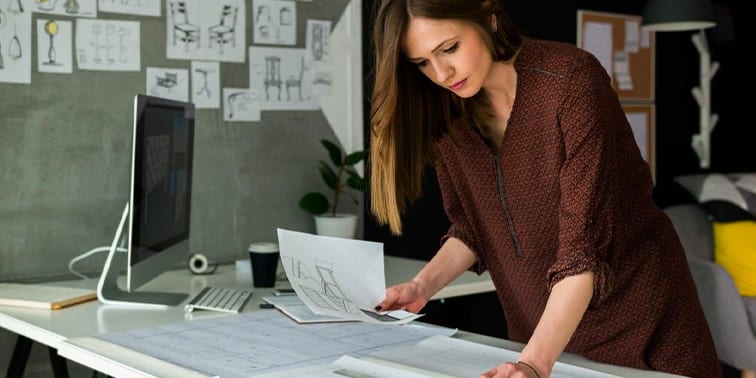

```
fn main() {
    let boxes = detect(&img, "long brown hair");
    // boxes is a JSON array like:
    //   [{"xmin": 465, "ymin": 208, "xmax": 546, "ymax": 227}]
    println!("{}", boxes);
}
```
[{"xmin": 369, "ymin": 0, "xmax": 522, "ymax": 235}]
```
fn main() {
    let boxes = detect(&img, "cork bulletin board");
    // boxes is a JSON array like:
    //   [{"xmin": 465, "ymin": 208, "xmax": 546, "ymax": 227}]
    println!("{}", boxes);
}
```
[{"xmin": 577, "ymin": 10, "xmax": 655, "ymax": 102}]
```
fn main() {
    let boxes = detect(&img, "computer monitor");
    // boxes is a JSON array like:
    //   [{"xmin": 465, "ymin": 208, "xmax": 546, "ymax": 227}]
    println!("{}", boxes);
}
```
[{"xmin": 97, "ymin": 94, "xmax": 195, "ymax": 308}]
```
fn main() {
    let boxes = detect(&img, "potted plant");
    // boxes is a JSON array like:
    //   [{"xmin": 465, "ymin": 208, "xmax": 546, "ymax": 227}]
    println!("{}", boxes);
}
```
[{"xmin": 298, "ymin": 139, "xmax": 368, "ymax": 238}]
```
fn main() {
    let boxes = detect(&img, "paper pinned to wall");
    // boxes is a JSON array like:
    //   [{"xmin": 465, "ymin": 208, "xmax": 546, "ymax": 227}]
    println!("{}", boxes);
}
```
[
  {"xmin": 98, "ymin": 0, "xmax": 161, "ymax": 17},
  {"xmin": 582, "ymin": 21, "xmax": 613, "ymax": 79},
  {"xmin": 30, "ymin": 0, "xmax": 97, "ymax": 18},
  {"xmin": 146, "ymin": 67, "xmax": 189, "ymax": 102},
  {"xmin": 191, "ymin": 60, "xmax": 220, "ymax": 109},
  {"xmin": 223, "ymin": 87, "xmax": 261, "ymax": 122},
  {"xmin": 37, "ymin": 19, "xmax": 73, "ymax": 74},
  {"xmin": 0, "ymin": 7, "xmax": 31, "ymax": 83},
  {"xmin": 252, "ymin": 0, "xmax": 297, "ymax": 45},
  {"xmin": 165, "ymin": 0, "xmax": 246, "ymax": 63},
  {"xmin": 75, "ymin": 19, "xmax": 140, "ymax": 71},
  {"xmin": 249, "ymin": 46, "xmax": 319, "ymax": 110},
  {"xmin": 626, "ymin": 112, "xmax": 649, "ymax": 162}
]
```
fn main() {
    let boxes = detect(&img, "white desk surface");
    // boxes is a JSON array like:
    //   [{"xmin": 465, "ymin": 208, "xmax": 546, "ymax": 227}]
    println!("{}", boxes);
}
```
[
  {"xmin": 1, "ymin": 255, "xmax": 680, "ymax": 377},
  {"xmin": 0, "ymin": 256, "xmax": 490, "ymax": 350}
]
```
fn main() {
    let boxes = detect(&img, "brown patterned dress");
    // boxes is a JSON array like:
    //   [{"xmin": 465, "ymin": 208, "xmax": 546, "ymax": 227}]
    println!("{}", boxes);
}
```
[{"xmin": 434, "ymin": 39, "xmax": 721, "ymax": 377}]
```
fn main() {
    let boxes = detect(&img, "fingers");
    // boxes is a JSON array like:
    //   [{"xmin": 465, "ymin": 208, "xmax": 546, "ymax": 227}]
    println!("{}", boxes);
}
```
[{"xmin": 374, "ymin": 286, "xmax": 403, "ymax": 311}]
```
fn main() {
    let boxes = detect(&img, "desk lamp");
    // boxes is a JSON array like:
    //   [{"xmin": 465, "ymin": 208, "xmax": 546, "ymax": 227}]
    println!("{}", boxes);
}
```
[{"xmin": 641, "ymin": 0, "xmax": 717, "ymax": 169}]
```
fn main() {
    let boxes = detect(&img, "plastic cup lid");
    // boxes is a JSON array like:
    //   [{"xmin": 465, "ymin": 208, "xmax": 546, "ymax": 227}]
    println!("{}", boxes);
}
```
[{"xmin": 248, "ymin": 242, "xmax": 279, "ymax": 253}]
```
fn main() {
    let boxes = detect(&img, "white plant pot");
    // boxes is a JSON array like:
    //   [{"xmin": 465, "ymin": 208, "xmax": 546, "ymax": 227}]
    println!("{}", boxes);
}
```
[{"xmin": 313, "ymin": 213, "xmax": 358, "ymax": 239}]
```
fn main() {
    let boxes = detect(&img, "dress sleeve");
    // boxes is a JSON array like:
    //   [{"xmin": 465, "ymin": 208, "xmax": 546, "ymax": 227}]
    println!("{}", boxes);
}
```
[
  {"xmin": 547, "ymin": 52, "xmax": 622, "ymax": 308},
  {"xmin": 434, "ymin": 155, "xmax": 486, "ymax": 274}
]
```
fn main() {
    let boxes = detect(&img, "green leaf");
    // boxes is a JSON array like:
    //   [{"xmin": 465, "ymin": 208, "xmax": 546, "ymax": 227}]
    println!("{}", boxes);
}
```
[
  {"xmin": 344, "ymin": 150, "xmax": 367, "ymax": 165},
  {"xmin": 298, "ymin": 192, "xmax": 329, "ymax": 215},
  {"xmin": 346, "ymin": 175, "xmax": 367, "ymax": 192},
  {"xmin": 319, "ymin": 161, "xmax": 339, "ymax": 190},
  {"xmin": 321, "ymin": 139, "xmax": 343, "ymax": 167}
]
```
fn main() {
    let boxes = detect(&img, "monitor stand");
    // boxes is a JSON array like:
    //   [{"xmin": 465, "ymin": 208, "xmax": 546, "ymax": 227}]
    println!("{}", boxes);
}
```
[{"xmin": 96, "ymin": 203, "xmax": 188, "ymax": 308}]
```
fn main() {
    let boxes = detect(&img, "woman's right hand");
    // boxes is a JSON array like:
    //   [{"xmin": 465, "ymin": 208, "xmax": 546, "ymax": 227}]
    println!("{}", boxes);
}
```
[{"xmin": 374, "ymin": 280, "xmax": 431, "ymax": 314}]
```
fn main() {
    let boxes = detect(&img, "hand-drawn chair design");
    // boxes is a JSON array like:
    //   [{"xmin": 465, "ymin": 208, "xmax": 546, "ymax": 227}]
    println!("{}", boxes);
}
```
[
  {"xmin": 208, "ymin": 5, "xmax": 238, "ymax": 54},
  {"xmin": 264, "ymin": 56, "xmax": 282, "ymax": 101},
  {"xmin": 170, "ymin": 1, "xmax": 200, "ymax": 52},
  {"xmin": 285, "ymin": 56, "xmax": 305, "ymax": 101}
]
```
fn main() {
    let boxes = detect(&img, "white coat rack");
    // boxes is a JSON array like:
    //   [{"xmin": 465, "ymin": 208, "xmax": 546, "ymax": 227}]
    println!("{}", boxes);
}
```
[{"xmin": 689, "ymin": 30, "xmax": 719, "ymax": 169}]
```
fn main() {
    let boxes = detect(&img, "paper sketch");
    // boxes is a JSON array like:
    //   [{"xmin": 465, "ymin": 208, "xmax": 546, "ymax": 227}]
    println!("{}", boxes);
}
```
[
  {"xmin": 95, "ymin": 310, "xmax": 452, "ymax": 377},
  {"xmin": 191, "ymin": 60, "xmax": 220, "ymax": 109},
  {"xmin": 166, "ymin": 0, "xmax": 246, "ymax": 63},
  {"xmin": 32, "ymin": 0, "xmax": 97, "ymax": 18},
  {"xmin": 249, "ymin": 46, "xmax": 319, "ymax": 110},
  {"xmin": 306, "ymin": 19, "xmax": 331, "ymax": 64},
  {"xmin": 76, "ymin": 18, "xmax": 139, "ymax": 71},
  {"xmin": 146, "ymin": 67, "xmax": 189, "ymax": 102},
  {"xmin": 223, "ymin": 87, "xmax": 261, "ymax": 121},
  {"xmin": 371, "ymin": 336, "xmax": 624, "ymax": 378},
  {"xmin": 305, "ymin": 19, "xmax": 332, "ymax": 96},
  {"xmin": 252, "ymin": 0, "xmax": 296, "ymax": 45},
  {"xmin": 37, "ymin": 18, "xmax": 72, "ymax": 73},
  {"xmin": 98, "ymin": 0, "xmax": 160, "ymax": 17},
  {"xmin": 0, "ymin": 4, "xmax": 31, "ymax": 83},
  {"xmin": 276, "ymin": 228, "xmax": 423, "ymax": 325}
]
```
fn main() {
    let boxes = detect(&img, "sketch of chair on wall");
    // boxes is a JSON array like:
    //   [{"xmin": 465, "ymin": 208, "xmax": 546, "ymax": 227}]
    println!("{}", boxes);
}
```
[
  {"xmin": 255, "ymin": 5, "xmax": 272, "ymax": 39},
  {"xmin": 208, "ymin": 5, "xmax": 238, "ymax": 54},
  {"xmin": 264, "ymin": 56, "xmax": 282, "ymax": 101},
  {"xmin": 169, "ymin": 1, "xmax": 199, "ymax": 52},
  {"xmin": 285, "ymin": 56, "xmax": 306, "ymax": 101},
  {"xmin": 150, "ymin": 72, "xmax": 178, "ymax": 96}
]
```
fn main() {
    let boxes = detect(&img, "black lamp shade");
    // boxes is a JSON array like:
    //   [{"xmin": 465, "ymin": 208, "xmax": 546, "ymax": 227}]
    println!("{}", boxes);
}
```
[{"xmin": 642, "ymin": 0, "xmax": 715, "ymax": 31}]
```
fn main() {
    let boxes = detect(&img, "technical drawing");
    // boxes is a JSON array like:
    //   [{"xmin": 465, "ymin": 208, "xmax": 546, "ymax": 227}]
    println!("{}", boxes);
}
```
[
  {"xmin": 194, "ymin": 67, "xmax": 213, "ymax": 97},
  {"xmin": 208, "ymin": 4, "xmax": 237, "ymax": 54},
  {"xmin": 169, "ymin": 1, "xmax": 199, "ymax": 52},
  {"xmin": 43, "ymin": 19, "xmax": 60, "ymax": 65},
  {"xmin": 282, "ymin": 256, "xmax": 361, "ymax": 315}
]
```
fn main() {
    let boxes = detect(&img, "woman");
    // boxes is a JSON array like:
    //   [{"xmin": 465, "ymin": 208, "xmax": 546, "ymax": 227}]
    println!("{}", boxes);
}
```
[{"xmin": 369, "ymin": 0, "xmax": 721, "ymax": 377}]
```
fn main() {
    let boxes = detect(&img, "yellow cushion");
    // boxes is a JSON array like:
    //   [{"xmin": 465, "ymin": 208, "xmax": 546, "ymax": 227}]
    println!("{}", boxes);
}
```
[{"xmin": 714, "ymin": 220, "xmax": 756, "ymax": 296}]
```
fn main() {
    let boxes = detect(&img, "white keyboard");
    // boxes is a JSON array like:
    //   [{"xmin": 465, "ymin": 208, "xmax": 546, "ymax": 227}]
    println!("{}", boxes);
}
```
[{"xmin": 184, "ymin": 286, "xmax": 252, "ymax": 314}]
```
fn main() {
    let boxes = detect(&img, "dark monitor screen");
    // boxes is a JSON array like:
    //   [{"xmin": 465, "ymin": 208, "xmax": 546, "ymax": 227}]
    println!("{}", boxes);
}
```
[
  {"xmin": 128, "ymin": 95, "xmax": 195, "ymax": 288},
  {"xmin": 97, "ymin": 94, "xmax": 195, "ymax": 307}
]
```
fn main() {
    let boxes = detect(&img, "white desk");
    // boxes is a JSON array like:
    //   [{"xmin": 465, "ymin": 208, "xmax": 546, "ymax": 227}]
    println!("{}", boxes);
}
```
[{"xmin": 1, "ymin": 256, "xmax": 680, "ymax": 377}]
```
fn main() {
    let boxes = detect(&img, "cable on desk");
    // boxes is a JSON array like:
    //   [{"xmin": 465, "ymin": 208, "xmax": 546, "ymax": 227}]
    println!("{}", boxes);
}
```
[{"xmin": 67, "ymin": 246, "xmax": 126, "ymax": 279}]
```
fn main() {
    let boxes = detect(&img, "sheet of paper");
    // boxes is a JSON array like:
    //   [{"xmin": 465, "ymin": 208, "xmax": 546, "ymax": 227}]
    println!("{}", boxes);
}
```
[
  {"xmin": 262, "ymin": 295, "xmax": 351, "ymax": 323},
  {"xmin": 369, "ymin": 335, "xmax": 623, "ymax": 378},
  {"xmin": 276, "ymin": 228, "xmax": 423, "ymax": 324},
  {"xmin": 96, "ymin": 310, "xmax": 455, "ymax": 378},
  {"xmin": 255, "ymin": 355, "xmax": 439, "ymax": 378},
  {"xmin": 582, "ymin": 21, "xmax": 613, "ymax": 78}
]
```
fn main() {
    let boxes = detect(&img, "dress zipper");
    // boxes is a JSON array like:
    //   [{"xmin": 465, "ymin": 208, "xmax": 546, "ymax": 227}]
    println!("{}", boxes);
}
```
[{"xmin": 494, "ymin": 157, "xmax": 523, "ymax": 257}]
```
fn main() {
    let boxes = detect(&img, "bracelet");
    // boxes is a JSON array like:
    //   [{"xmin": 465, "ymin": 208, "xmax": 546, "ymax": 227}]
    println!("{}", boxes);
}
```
[{"xmin": 516, "ymin": 360, "xmax": 542, "ymax": 378}]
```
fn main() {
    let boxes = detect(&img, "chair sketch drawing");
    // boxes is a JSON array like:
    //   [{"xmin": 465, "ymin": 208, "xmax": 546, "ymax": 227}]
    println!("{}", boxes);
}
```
[
  {"xmin": 264, "ymin": 56, "xmax": 282, "ymax": 101},
  {"xmin": 208, "ymin": 5, "xmax": 238, "ymax": 54},
  {"xmin": 170, "ymin": 1, "xmax": 199, "ymax": 52},
  {"xmin": 285, "ymin": 56, "xmax": 305, "ymax": 101}
]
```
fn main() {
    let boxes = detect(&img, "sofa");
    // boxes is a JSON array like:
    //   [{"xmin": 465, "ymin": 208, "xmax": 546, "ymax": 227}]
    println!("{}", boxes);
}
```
[{"xmin": 664, "ymin": 203, "xmax": 756, "ymax": 374}]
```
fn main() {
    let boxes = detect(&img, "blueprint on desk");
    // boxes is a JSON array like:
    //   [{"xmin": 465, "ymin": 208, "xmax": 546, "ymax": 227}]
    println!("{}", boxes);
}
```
[{"xmin": 94, "ymin": 310, "xmax": 455, "ymax": 377}]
